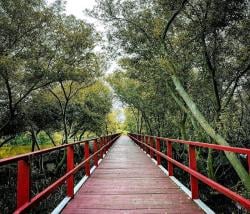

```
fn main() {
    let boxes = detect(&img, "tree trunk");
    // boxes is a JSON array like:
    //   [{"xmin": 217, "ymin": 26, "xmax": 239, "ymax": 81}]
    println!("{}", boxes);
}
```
[
  {"xmin": 171, "ymin": 74, "xmax": 250, "ymax": 191},
  {"xmin": 30, "ymin": 129, "xmax": 40, "ymax": 152},
  {"xmin": 141, "ymin": 111, "xmax": 153, "ymax": 135},
  {"xmin": 180, "ymin": 112, "xmax": 187, "ymax": 140},
  {"xmin": 207, "ymin": 148, "xmax": 215, "ymax": 180},
  {"xmin": 62, "ymin": 112, "xmax": 68, "ymax": 144},
  {"xmin": 45, "ymin": 131, "xmax": 56, "ymax": 146},
  {"xmin": 79, "ymin": 130, "xmax": 85, "ymax": 141}
]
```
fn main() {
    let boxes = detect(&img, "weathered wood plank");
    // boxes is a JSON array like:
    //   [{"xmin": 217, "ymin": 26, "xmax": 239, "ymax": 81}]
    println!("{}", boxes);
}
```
[{"xmin": 62, "ymin": 136, "xmax": 203, "ymax": 213}]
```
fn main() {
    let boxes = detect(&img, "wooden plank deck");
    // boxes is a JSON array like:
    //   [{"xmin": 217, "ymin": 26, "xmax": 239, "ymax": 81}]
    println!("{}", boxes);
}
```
[{"xmin": 63, "ymin": 136, "xmax": 203, "ymax": 213}]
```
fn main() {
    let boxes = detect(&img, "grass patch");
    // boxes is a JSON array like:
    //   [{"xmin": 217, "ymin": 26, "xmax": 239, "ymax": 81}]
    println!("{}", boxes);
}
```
[{"xmin": 0, "ymin": 143, "xmax": 57, "ymax": 159}]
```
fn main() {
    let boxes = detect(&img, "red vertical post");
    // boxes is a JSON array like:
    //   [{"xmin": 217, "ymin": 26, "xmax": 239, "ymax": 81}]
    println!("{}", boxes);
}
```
[
  {"xmin": 167, "ymin": 141, "xmax": 173, "ymax": 176},
  {"xmin": 144, "ymin": 135, "xmax": 147, "ymax": 152},
  {"xmin": 150, "ymin": 137, "xmax": 154, "ymax": 158},
  {"xmin": 247, "ymin": 154, "xmax": 250, "ymax": 174},
  {"xmin": 145, "ymin": 136, "xmax": 148, "ymax": 154},
  {"xmin": 84, "ymin": 141, "xmax": 90, "ymax": 176},
  {"xmin": 105, "ymin": 136, "xmax": 108, "ymax": 153},
  {"xmin": 156, "ymin": 138, "xmax": 161, "ymax": 165},
  {"xmin": 140, "ymin": 135, "xmax": 143, "ymax": 149},
  {"xmin": 100, "ymin": 137, "xmax": 103, "ymax": 159},
  {"xmin": 104, "ymin": 137, "xmax": 107, "ymax": 154},
  {"xmin": 67, "ymin": 145, "xmax": 74, "ymax": 197},
  {"xmin": 17, "ymin": 158, "xmax": 30, "ymax": 208},
  {"xmin": 141, "ymin": 135, "xmax": 144, "ymax": 150},
  {"xmin": 107, "ymin": 136, "xmax": 110, "ymax": 150},
  {"xmin": 93, "ymin": 139, "xmax": 98, "ymax": 167},
  {"xmin": 189, "ymin": 145, "xmax": 199, "ymax": 199},
  {"xmin": 141, "ymin": 135, "xmax": 144, "ymax": 149},
  {"xmin": 103, "ymin": 137, "xmax": 106, "ymax": 154},
  {"xmin": 138, "ymin": 135, "xmax": 141, "ymax": 146}
]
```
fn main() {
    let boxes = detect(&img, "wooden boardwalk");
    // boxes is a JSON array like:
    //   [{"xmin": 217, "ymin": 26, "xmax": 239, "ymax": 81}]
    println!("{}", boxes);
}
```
[{"xmin": 63, "ymin": 136, "xmax": 203, "ymax": 213}]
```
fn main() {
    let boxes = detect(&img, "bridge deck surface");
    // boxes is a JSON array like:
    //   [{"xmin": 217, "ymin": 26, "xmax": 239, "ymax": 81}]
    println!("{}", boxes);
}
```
[{"xmin": 63, "ymin": 136, "xmax": 203, "ymax": 213}]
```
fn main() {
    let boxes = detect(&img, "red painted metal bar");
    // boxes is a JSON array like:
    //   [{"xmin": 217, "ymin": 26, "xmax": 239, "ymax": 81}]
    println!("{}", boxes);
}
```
[
  {"xmin": 0, "ymin": 133, "xmax": 121, "ymax": 214},
  {"xmin": 132, "ymin": 134, "xmax": 250, "ymax": 155},
  {"xmin": 128, "ymin": 134, "xmax": 250, "ymax": 210},
  {"xmin": 93, "ymin": 139, "xmax": 98, "ymax": 167},
  {"xmin": 149, "ymin": 137, "xmax": 154, "ymax": 158},
  {"xmin": 143, "ymin": 135, "xmax": 146, "ymax": 152},
  {"xmin": 156, "ymin": 138, "xmax": 161, "ymax": 165},
  {"xmin": 189, "ymin": 145, "xmax": 199, "ymax": 199},
  {"xmin": 104, "ymin": 136, "xmax": 108, "ymax": 153},
  {"xmin": 67, "ymin": 145, "xmax": 74, "ymax": 198},
  {"xmin": 248, "ymin": 154, "xmax": 250, "ymax": 174},
  {"xmin": 17, "ymin": 159, "xmax": 30, "ymax": 208},
  {"xmin": 154, "ymin": 136, "xmax": 249, "ymax": 155},
  {"xmin": 167, "ymin": 140, "xmax": 173, "ymax": 176},
  {"xmin": 84, "ymin": 141, "xmax": 90, "ymax": 176},
  {"xmin": 102, "ymin": 137, "xmax": 105, "ymax": 154},
  {"xmin": 100, "ymin": 137, "xmax": 104, "ymax": 159}
]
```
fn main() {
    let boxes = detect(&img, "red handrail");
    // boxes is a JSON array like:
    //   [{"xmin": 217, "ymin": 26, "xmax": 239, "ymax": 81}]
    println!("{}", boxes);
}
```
[
  {"xmin": 0, "ymin": 133, "xmax": 121, "ymax": 214},
  {"xmin": 128, "ymin": 133, "xmax": 250, "ymax": 210}
]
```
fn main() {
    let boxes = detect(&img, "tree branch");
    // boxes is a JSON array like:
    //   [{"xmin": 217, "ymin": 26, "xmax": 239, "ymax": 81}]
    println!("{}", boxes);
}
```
[{"xmin": 162, "ymin": 0, "xmax": 188, "ymax": 41}]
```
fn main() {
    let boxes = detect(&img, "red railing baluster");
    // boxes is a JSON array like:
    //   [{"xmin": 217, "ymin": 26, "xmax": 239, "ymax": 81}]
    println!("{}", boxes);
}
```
[
  {"xmin": 100, "ymin": 137, "xmax": 103, "ymax": 159},
  {"xmin": 189, "ymin": 145, "xmax": 199, "ymax": 199},
  {"xmin": 167, "ymin": 140, "xmax": 173, "ymax": 176},
  {"xmin": 103, "ymin": 137, "xmax": 105, "ymax": 155},
  {"xmin": 150, "ymin": 137, "xmax": 154, "ymax": 158},
  {"xmin": 107, "ymin": 136, "xmax": 110, "ymax": 150},
  {"xmin": 93, "ymin": 139, "xmax": 98, "ymax": 167},
  {"xmin": 156, "ymin": 138, "xmax": 161, "ymax": 165},
  {"xmin": 17, "ymin": 158, "xmax": 30, "ymax": 208},
  {"xmin": 248, "ymin": 154, "xmax": 250, "ymax": 174},
  {"xmin": 102, "ymin": 137, "xmax": 105, "ymax": 154},
  {"xmin": 84, "ymin": 141, "xmax": 90, "ymax": 176},
  {"xmin": 142, "ymin": 135, "xmax": 144, "ymax": 151},
  {"xmin": 105, "ymin": 136, "xmax": 108, "ymax": 153},
  {"xmin": 67, "ymin": 145, "xmax": 74, "ymax": 198}
]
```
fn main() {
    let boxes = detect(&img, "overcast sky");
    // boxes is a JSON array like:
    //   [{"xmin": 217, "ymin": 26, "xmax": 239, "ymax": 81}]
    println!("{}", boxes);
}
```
[
  {"xmin": 46, "ymin": 0, "xmax": 103, "ymax": 29},
  {"xmin": 47, "ymin": 0, "xmax": 96, "ymax": 17}
]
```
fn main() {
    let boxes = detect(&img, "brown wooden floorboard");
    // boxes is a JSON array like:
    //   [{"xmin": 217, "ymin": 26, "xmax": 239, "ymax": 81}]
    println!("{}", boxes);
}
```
[{"xmin": 63, "ymin": 136, "xmax": 203, "ymax": 214}]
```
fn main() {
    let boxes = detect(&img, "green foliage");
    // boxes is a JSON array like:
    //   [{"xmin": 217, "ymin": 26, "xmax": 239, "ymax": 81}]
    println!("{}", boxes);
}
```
[
  {"xmin": 92, "ymin": 0, "xmax": 250, "ymax": 208},
  {"xmin": 0, "ymin": 0, "xmax": 113, "ymax": 150}
]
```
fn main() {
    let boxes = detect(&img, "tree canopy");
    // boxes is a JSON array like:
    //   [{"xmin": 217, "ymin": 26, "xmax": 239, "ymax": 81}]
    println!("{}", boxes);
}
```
[{"xmin": 0, "ymin": 0, "xmax": 115, "ymax": 149}]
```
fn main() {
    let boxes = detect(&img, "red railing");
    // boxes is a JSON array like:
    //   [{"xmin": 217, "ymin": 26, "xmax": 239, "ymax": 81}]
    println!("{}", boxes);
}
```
[
  {"xmin": 128, "ymin": 133, "xmax": 250, "ymax": 210},
  {"xmin": 0, "ymin": 133, "xmax": 121, "ymax": 214}
]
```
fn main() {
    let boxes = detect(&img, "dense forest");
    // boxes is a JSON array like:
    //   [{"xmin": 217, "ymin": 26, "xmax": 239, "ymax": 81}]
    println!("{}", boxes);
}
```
[{"xmin": 0, "ymin": 0, "xmax": 249, "ymax": 213}]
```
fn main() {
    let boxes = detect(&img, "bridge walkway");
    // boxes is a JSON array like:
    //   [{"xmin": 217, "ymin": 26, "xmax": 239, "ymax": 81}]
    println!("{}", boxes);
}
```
[{"xmin": 63, "ymin": 136, "xmax": 203, "ymax": 213}]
